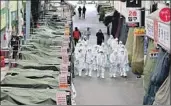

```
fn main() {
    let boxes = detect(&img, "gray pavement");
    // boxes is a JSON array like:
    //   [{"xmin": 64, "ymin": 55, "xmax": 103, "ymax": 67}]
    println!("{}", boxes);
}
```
[{"xmin": 72, "ymin": 4, "xmax": 144, "ymax": 105}]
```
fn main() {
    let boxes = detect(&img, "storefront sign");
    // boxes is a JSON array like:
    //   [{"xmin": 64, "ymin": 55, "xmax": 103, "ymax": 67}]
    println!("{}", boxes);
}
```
[
  {"xmin": 59, "ymin": 74, "xmax": 68, "ymax": 89},
  {"xmin": 145, "ymin": 18, "xmax": 154, "ymax": 39},
  {"xmin": 126, "ymin": 9, "xmax": 141, "ymax": 27},
  {"xmin": 126, "ymin": 0, "xmax": 141, "ymax": 8},
  {"xmin": 56, "ymin": 91, "xmax": 67, "ymax": 105},
  {"xmin": 158, "ymin": 22, "xmax": 170, "ymax": 53},
  {"xmin": 159, "ymin": 7, "xmax": 171, "ymax": 22}
]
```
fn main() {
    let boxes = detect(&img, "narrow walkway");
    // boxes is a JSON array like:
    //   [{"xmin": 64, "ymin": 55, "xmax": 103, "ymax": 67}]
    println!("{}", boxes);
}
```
[{"xmin": 72, "ymin": 4, "xmax": 144, "ymax": 105}]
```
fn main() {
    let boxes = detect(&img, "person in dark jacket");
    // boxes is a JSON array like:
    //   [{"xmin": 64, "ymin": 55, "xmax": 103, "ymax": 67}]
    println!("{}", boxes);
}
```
[
  {"xmin": 82, "ymin": 6, "xmax": 86, "ymax": 19},
  {"xmin": 73, "ymin": 27, "xmax": 81, "ymax": 46},
  {"xmin": 78, "ymin": 6, "xmax": 82, "ymax": 19},
  {"xmin": 96, "ymin": 29, "xmax": 104, "ymax": 46}
]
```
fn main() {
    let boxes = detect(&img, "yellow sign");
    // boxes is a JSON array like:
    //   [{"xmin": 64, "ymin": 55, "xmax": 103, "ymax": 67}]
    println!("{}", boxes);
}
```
[
  {"xmin": 1, "ymin": 1, "xmax": 6, "ymax": 9},
  {"xmin": 1, "ymin": 13, "xmax": 6, "ymax": 30},
  {"xmin": 9, "ymin": 1, "xmax": 18, "ymax": 11}
]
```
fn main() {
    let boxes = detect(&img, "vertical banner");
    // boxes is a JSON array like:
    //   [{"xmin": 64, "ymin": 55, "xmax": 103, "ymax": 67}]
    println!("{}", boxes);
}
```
[{"xmin": 153, "ymin": 20, "xmax": 158, "ymax": 47}]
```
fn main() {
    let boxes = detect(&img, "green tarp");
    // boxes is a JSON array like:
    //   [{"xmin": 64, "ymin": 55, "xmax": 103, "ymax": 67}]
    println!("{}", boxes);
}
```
[
  {"xmin": 125, "ymin": 28, "xmax": 134, "ymax": 64},
  {"xmin": 143, "ymin": 39, "xmax": 157, "ymax": 94},
  {"xmin": 1, "ymin": 87, "xmax": 70, "ymax": 105},
  {"xmin": 131, "ymin": 35, "xmax": 144, "ymax": 75}
]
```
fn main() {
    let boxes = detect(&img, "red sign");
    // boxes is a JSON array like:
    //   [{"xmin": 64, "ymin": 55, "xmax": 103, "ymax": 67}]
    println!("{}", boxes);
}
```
[{"xmin": 159, "ymin": 8, "xmax": 171, "ymax": 22}]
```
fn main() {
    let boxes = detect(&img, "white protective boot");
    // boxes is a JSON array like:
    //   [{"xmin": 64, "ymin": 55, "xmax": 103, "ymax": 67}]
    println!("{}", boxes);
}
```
[
  {"xmin": 97, "ymin": 67, "xmax": 100, "ymax": 77},
  {"xmin": 88, "ymin": 69, "xmax": 92, "ymax": 77},
  {"xmin": 101, "ymin": 68, "xmax": 105, "ymax": 78},
  {"xmin": 78, "ymin": 69, "xmax": 82, "ymax": 76}
]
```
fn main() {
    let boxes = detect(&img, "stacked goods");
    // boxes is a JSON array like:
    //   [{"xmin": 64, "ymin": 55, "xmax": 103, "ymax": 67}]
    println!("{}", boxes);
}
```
[{"xmin": 1, "ymin": 3, "xmax": 75, "ymax": 105}]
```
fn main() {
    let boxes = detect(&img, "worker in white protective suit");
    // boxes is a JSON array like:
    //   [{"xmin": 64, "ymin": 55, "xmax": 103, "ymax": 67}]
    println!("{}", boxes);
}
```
[
  {"xmin": 109, "ymin": 50, "xmax": 119, "ymax": 78},
  {"xmin": 110, "ymin": 37, "xmax": 118, "ymax": 51},
  {"xmin": 118, "ymin": 41, "xmax": 123, "ymax": 48},
  {"xmin": 85, "ymin": 47, "xmax": 93, "ymax": 76},
  {"xmin": 82, "ymin": 42, "xmax": 88, "ymax": 70},
  {"xmin": 74, "ymin": 43, "xmax": 83, "ymax": 55},
  {"xmin": 118, "ymin": 45, "xmax": 129, "ymax": 77},
  {"xmin": 97, "ymin": 48, "xmax": 107, "ymax": 78},
  {"xmin": 92, "ymin": 45, "xmax": 100, "ymax": 71},
  {"xmin": 107, "ymin": 35, "xmax": 113, "ymax": 46},
  {"xmin": 107, "ymin": 35, "xmax": 114, "ymax": 54},
  {"xmin": 75, "ymin": 48, "xmax": 85, "ymax": 76}
]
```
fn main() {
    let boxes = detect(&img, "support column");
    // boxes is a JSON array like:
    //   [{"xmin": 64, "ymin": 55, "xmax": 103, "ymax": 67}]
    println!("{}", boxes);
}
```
[{"xmin": 26, "ymin": 0, "xmax": 31, "ymax": 40}]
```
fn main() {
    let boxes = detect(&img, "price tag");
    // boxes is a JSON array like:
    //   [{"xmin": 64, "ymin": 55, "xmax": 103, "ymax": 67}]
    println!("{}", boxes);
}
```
[
  {"xmin": 59, "ymin": 74, "xmax": 68, "ymax": 88},
  {"xmin": 56, "ymin": 91, "xmax": 67, "ymax": 105},
  {"xmin": 63, "ymin": 36, "xmax": 70, "ymax": 41},
  {"xmin": 62, "ymin": 54, "xmax": 69, "ymax": 65},
  {"xmin": 62, "ymin": 41, "xmax": 69, "ymax": 48},
  {"xmin": 158, "ymin": 22, "xmax": 170, "ymax": 52},
  {"xmin": 145, "ymin": 18, "xmax": 154, "ymax": 39},
  {"xmin": 61, "ymin": 47, "xmax": 67, "ymax": 53},
  {"xmin": 60, "ymin": 64, "xmax": 68, "ymax": 74}
]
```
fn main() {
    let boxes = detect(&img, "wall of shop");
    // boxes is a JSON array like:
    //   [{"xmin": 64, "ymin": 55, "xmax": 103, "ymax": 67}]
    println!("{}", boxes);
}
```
[
  {"xmin": 1, "ymin": 1, "xmax": 24, "ymax": 49},
  {"xmin": 1, "ymin": 1, "xmax": 8, "ymax": 48}
]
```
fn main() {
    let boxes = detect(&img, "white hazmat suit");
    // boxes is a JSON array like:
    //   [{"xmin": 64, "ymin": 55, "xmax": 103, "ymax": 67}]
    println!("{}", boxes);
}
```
[
  {"xmin": 75, "ymin": 48, "xmax": 85, "ymax": 76},
  {"xmin": 118, "ymin": 45, "xmax": 129, "ymax": 77},
  {"xmin": 110, "ymin": 38, "xmax": 118, "ymax": 51},
  {"xmin": 92, "ymin": 45, "xmax": 100, "ymax": 71},
  {"xmin": 109, "ymin": 50, "xmax": 119, "ymax": 77},
  {"xmin": 85, "ymin": 47, "xmax": 93, "ymax": 76},
  {"xmin": 97, "ymin": 49, "xmax": 107, "ymax": 78}
]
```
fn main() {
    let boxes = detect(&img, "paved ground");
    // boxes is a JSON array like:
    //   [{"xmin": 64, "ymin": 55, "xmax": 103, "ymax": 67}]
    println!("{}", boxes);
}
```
[{"xmin": 72, "ymin": 3, "xmax": 144, "ymax": 105}]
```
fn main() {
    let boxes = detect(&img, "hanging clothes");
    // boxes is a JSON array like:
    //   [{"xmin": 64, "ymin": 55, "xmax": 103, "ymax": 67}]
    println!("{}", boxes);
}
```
[
  {"xmin": 143, "ymin": 48, "xmax": 170, "ymax": 105},
  {"xmin": 111, "ymin": 10, "xmax": 120, "ymax": 38},
  {"xmin": 118, "ymin": 16, "xmax": 129, "ymax": 45}
]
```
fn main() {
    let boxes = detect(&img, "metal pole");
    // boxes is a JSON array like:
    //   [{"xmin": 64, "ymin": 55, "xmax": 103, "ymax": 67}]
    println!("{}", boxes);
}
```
[{"xmin": 26, "ymin": 0, "xmax": 31, "ymax": 40}]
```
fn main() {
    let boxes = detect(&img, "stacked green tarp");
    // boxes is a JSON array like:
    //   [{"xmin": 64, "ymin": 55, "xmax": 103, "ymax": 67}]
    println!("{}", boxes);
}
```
[
  {"xmin": 17, "ymin": 60, "xmax": 60, "ymax": 71},
  {"xmin": 143, "ymin": 39, "xmax": 157, "ymax": 94},
  {"xmin": 1, "ymin": 87, "xmax": 71, "ymax": 105},
  {"xmin": 125, "ymin": 28, "xmax": 134, "ymax": 64},
  {"xmin": 1, "ymin": 68, "xmax": 60, "ymax": 89},
  {"xmin": 20, "ymin": 51, "xmax": 61, "ymax": 65}
]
